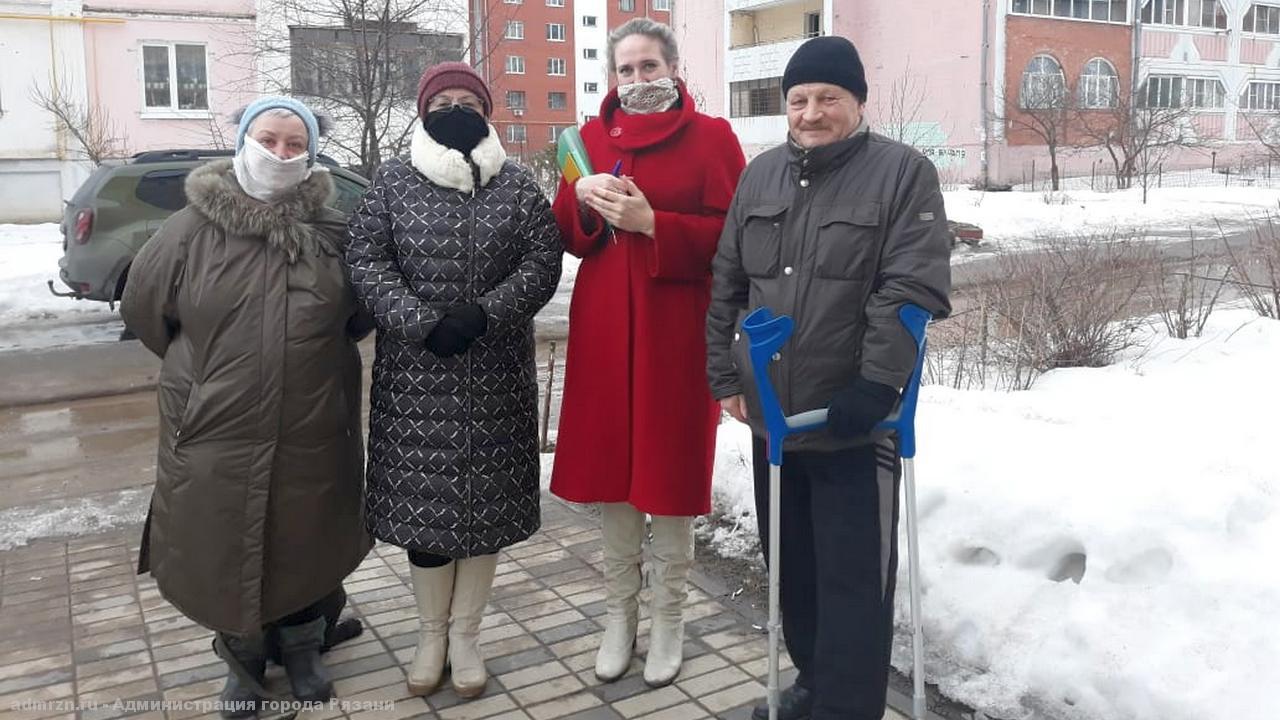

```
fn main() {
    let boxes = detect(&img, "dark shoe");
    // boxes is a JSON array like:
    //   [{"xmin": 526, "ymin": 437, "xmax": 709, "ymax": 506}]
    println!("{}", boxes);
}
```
[
  {"xmin": 217, "ymin": 634, "xmax": 266, "ymax": 719},
  {"xmin": 277, "ymin": 616, "xmax": 334, "ymax": 702},
  {"xmin": 752, "ymin": 684, "xmax": 813, "ymax": 720}
]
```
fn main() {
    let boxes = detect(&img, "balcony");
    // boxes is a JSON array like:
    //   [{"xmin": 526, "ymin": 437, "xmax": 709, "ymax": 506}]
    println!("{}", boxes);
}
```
[{"xmin": 729, "ymin": 0, "xmax": 822, "ymax": 49}]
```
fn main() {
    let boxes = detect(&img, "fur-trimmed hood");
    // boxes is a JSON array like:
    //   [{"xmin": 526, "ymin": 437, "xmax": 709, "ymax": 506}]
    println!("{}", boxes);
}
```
[
  {"xmin": 185, "ymin": 159, "xmax": 334, "ymax": 263},
  {"xmin": 409, "ymin": 123, "xmax": 507, "ymax": 193}
]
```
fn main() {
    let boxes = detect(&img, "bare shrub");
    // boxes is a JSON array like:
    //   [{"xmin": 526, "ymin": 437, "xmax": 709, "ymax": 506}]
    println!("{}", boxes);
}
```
[
  {"xmin": 990, "ymin": 234, "xmax": 1151, "ymax": 374},
  {"xmin": 925, "ymin": 234, "xmax": 1153, "ymax": 391},
  {"xmin": 1148, "ymin": 233, "xmax": 1229, "ymax": 338},
  {"xmin": 1224, "ymin": 216, "xmax": 1280, "ymax": 319}
]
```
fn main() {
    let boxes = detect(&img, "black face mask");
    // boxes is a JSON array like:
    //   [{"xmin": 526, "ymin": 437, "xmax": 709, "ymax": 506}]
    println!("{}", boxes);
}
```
[{"xmin": 424, "ymin": 105, "xmax": 489, "ymax": 155}]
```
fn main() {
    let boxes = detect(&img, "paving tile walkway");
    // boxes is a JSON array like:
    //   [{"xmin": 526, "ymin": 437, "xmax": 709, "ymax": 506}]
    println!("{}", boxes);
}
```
[{"xmin": 0, "ymin": 496, "xmax": 906, "ymax": 720}]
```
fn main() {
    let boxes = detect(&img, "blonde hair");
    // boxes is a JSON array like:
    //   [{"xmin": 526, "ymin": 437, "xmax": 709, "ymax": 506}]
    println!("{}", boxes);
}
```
[{"xmin": 606, "ymin": 18, "xmax": 679, "ymax": 75}]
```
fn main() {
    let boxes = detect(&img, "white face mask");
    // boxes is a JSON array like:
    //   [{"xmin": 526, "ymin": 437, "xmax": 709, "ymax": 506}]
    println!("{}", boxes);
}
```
[
  {"xmin": 617, "ymin": 77, "xmax": 680, "ymax": 115},
  {"xmin": 233, "ymin": 136, "xmax": 312, "ymax": 203}
]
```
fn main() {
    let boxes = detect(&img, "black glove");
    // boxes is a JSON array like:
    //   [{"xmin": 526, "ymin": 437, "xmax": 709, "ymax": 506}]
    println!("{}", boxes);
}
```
[
  {"xmin": 424, "ymin": 304, "xmax": 488, "ymax": 358},
  {"xmin": 827, "ymin": 376, "xmax": 900, "ymax": 439}
]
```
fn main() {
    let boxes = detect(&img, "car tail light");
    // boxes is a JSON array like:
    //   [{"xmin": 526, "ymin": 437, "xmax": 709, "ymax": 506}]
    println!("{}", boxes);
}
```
[{"xmin": 74, "ymin": 209, "xmax": 94, "ymax": 245}]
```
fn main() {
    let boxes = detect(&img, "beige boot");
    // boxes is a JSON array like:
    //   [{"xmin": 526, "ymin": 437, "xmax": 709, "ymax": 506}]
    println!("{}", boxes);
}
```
[
  {"xmin": 644, "ymin": 515, "xmax": 694, "ymax": 687},
  {"xmin": 448, "ymin": 554, "xmax": 499, "ymax": 698},
  {"xmin": 594, "ymin": 502, "xmax": 646, "ymax": 682},
  {"xmin": 406, "ymin": 562, "xmax": 454, "ymax": 696}
]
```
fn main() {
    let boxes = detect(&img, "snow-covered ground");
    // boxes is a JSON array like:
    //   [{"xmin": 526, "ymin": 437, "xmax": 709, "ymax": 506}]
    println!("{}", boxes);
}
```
[
  {"xmin": 708, "ymin": 308, "xmax": 1280, "ymax": 720},
  {"xmin": 943, "ymin": 185, "xmax": 1279, "ymax": 250},
  {"xmin": 0, "ymin": 223, "xmax": 117, "ymax": 327}
]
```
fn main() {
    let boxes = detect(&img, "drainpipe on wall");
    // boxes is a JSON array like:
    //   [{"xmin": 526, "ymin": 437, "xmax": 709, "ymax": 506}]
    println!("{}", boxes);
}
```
[
  {"xmin": 981, "ymin": 0, "xmax": 991, "ymax": 188},
  {"xmin": 1132, "ymin": 0, "xmax": 1142, "ymax": 101},
  {"xmin": 471, "ymin": 0, "xmax": 488, "ymax": 83}
]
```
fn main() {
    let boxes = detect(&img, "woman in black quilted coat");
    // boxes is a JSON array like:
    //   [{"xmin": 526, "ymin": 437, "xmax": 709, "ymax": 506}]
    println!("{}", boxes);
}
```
[{"xmin": 345, "ymin": 62, "xmax": 561, "ymax": 700}]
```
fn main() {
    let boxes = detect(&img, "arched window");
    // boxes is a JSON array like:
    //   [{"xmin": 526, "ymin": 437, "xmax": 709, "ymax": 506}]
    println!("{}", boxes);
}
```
[
  {"xmin": 1078, "ymin": 58, "xmax": 1119, "ymax": 109},
  {"xmin": 1021, "ymin": 55, "xmax": 1067, "ymax": 110}
]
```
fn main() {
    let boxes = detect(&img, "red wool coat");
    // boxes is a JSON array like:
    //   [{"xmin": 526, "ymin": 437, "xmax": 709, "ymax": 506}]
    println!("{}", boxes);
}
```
[{"xmin": 549, "ymin": 84, "xmax": 746, "ymax": 516}]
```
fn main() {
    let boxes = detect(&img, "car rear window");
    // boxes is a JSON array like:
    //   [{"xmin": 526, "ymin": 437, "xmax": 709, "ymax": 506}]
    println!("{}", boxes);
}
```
[
  {"xmin": 331, "ymin": 173, "xmax": 365, "ymax": 215},
  {"xmin": 135, "ymin": 169, "xmax": 190, "ymax": 211},
  {"xmin": 69, "ymin": 166, "xmax": 115, "ymax": 206}
]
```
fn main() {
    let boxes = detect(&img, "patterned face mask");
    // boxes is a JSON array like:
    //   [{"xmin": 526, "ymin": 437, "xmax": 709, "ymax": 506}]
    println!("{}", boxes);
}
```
[{"xmin": 617, "ymin": 77, "xmax": 680, "ymax": 115}]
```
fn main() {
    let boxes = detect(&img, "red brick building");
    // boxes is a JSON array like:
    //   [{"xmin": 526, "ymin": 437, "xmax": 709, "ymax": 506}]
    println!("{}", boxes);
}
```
[{"xmin": 471, "ymin": 0, "xmax": 673, "ymax": 161}]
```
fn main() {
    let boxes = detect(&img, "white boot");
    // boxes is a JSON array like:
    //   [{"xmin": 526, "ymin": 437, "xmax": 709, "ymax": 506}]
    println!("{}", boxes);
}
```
[
  {"xmin": 644, "ymin": 515, "xmax": 694, "ymax": 687},
  {"xmin": 406, "ymin": 562, "xmax": 454, "ymax": 696},
  {"xmin": 448, "ymin": 554, "xmax": 498, "ymax": 698},
  {"xmin": 595, "ymin": 502, "xmax": 645, "ymax": 682}
]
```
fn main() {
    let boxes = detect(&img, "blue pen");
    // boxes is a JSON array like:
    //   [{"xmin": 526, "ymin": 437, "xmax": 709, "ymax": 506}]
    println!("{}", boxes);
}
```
[{"xmin": 605, "ymin": 160, "xmax": 624, "ymax": 244}]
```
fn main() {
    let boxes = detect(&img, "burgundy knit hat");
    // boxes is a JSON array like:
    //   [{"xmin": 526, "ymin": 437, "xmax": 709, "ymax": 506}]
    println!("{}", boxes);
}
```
[{"xmin": 417, "ymin": 62, "xmax": 493, "ymax": 118}]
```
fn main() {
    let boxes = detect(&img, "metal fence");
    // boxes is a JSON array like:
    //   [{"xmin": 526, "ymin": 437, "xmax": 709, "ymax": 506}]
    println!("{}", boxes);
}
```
[{"xmin": 1015, "ymin": 156, "xmax": 1280, "ymax": 193}]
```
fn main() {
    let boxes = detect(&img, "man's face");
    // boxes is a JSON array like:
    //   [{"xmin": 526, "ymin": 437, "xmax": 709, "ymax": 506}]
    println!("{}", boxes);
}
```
[{"xmin": 786, "ymin": 83, "xmax": 863, "ymax": 149}]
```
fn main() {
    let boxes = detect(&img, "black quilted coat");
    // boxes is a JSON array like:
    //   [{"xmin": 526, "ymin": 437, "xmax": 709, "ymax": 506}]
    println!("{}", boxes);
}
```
[{"xmin": 345, "ymin": 147, "xmax": 561, "ymax": 558}]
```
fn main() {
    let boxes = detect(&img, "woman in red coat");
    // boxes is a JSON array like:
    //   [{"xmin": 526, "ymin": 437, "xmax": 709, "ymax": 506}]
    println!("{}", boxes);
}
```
[{"xmin": 549, "ymin": 17, "xmax": 745, "ymax": 688}]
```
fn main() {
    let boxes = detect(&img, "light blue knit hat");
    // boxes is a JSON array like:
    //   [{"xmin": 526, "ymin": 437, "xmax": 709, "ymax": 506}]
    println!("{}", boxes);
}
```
[{"xmin": 235, "ymin": 96, "xmax": 321, "ymax": 166}]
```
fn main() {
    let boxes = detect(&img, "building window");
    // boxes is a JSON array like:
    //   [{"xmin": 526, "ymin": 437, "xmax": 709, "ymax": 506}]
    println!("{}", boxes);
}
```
[
  {"xmin": 506, "ymin": 55, "xmax": 525, "ymax": 74},
  {"xmin": 548, "ymin": 57, "xmax": 567, "ymax": 75},
  {"xmin": 584, "ymin": 82, "xmax": 599, "ymax": 93},
  {"xmin": 620, "ymin": 0, "xmax": 635, "ymax": 11},
  {"xmin": 547, "ymin": 0, "xmax": 564, "ymax": 5},
  {"xmin": 547, "ymin": 23, "xmax": 566, "ymax": 41},
  {"xmin": 1019, "ymin": 55, "xmax": 1066, "ymax": 109},
  {"xmin": 1245, "ymin": 3, "xmax": 1280, "ymax": 33},
  {"xmin": 142, "ymin": 43, "xmax": 209, "ymax": 110},
  {"xmin": 730, "ymin": 77, "xmax": 783, "ymax": 118},
  {"xmin": 505, "ymin": 20, "xmax": 524, "ymax": 39},
  {"xmin": 1243, "ymin": 81, "xmax": 1280, "ymax": 109},
  {"xmin": 550, "ymin": 125, "xmax": 567, "ymax": 142},
  {"xmin": 1012, "ymin": 0, "xmax": 1128, "ymax": 22},
  {"xmin": 584, "ymin": 48, "xmax": 598, "ymax": 59},
  {"xmin": 1142, "ymin": 0, "xmax": 1228, "ymax": 28},
  {"xmin": 584, "ymin": 15, "xmax": 597, "ymax": 26},
  {"xmin": 1078, "ymin": 58, "xmax": 1118, "ymax": 108},
  {"xmin": 549, "ymin": 91, "xmax": 568, "ymax": 109},
  {"xmin": 1144, "ymin": 75, "xmax": 1183, "ymax": 107},
  {"xmin": 652, "ymin": 0, "xmax": 672, "ymax": 9},
  {"xmin": 504, "ymin": 0, "xmax": 522, "ymax": 4},
  {"xmin": 1185, "ymin": 77, "xmax": 1225, "ymax": 108},
  {"xmin": 290, "ymin": 27, "xmax": 462, "ymax": 101},
  {"xmin": 804, "ymin": 12, "xmax": 822, "ymax": 37},
  {"xmin": 1142, "ymin": 75, "xmax": 1223, "ymax": 108},
  {"xmin": 506, "ymin": 90, "xmax": 526, "ymax": 109},
  {"xmin": 507, "ymin": 124, "xmax": 527, "ymax": 143}
]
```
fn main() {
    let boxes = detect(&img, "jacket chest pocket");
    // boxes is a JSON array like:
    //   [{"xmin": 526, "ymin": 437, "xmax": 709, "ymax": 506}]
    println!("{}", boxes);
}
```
[
  {"xmin": 814, "ymin": 203, "xmax": 880, "ymax": 281},
  {"xmin": 740, "ymin": 204, "xmax": 787, "ymax": 278}
]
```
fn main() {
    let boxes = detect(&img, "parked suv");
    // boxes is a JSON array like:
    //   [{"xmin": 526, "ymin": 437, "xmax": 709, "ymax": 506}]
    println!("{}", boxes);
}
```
[{"xmin": 51, "ymin": 149, "xmax": 369, "ymax": 306}]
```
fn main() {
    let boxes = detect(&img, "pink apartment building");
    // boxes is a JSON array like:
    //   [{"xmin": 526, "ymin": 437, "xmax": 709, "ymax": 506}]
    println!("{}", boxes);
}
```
[
  {"xmin": 675, "ymin": 0, "xmax": 1280, "ymax": 186},
  {"xmin": 1, "ymin": 0, "xmax": 257, "ymax": 222}
]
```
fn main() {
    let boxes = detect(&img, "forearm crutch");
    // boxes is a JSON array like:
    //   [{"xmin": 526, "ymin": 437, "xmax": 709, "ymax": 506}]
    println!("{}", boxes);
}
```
[{"xmin": 741, "ymin": 304, "xmax": 932, "ymax": 720}]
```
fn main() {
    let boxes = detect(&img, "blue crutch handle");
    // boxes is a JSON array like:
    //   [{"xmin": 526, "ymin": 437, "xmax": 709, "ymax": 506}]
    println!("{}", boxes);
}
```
[
  {"xmin": 873, "ymin": 304, "xmax": 932, "ymax": 460},
  {"xmin": 741, "ymin": 307, "xmax": 817, "ymax": 465},
  {"xmin": 741, "ymin": 304, "xmax": 932, "ymax": 465}
]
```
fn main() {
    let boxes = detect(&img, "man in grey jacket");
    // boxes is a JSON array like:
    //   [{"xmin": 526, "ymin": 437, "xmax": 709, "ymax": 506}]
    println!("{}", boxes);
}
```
[{"xmin": 706, "ymin": 36, "xmax": 951, "ymax": 720}]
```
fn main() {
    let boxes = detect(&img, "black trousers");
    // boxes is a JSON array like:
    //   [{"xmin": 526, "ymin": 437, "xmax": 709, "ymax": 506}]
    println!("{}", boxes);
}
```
[
  {"xmin": 273, "ymin": 587, "xmax": 346, "ymax": 628},
  {"xmin": 753, "ymin": 437, "xmax": 902, "ymax": 720}
]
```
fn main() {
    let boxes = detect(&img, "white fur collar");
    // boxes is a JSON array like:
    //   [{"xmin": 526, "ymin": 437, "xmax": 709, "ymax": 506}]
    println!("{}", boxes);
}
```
[{"xmin": 409, "ymin": 123, "xmax": 507, "ymax": 193}]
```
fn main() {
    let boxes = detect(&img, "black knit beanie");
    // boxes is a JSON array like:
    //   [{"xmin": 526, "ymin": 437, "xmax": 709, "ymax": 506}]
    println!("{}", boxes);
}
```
[{"xmin": 781, "ymin": 36, "xmax": 868, "ymax": 103}]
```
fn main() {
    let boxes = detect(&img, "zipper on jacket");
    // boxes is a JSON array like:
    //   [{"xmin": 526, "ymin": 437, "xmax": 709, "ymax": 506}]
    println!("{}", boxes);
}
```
[{"xmin": 465, "ymin": 189, "xmax": 477, "ymax": 553}]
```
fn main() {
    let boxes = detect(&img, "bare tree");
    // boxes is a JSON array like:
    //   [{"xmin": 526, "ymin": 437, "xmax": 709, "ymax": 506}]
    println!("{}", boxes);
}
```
[
  {"xmin": 1239, "ymin": 110, "xmax": 1280, "ymax": 167},
  {"xmin": 872, "ymin": 59, "xmax": 936, "ymax": 149},
  {"xmin": 1074, "ymin": 91, "xmax": 1197, "ymax": 202},
  {"xmin": 30, "ymin": 77, "xmax": 128, "ymax": 164},
  {"xmin": 997, "ymin": 83, "xmax": 1070, "ymax": 191},
  {"xmin": 251, "ymin": 0, "xmax": 516, "ymax": 175}
]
